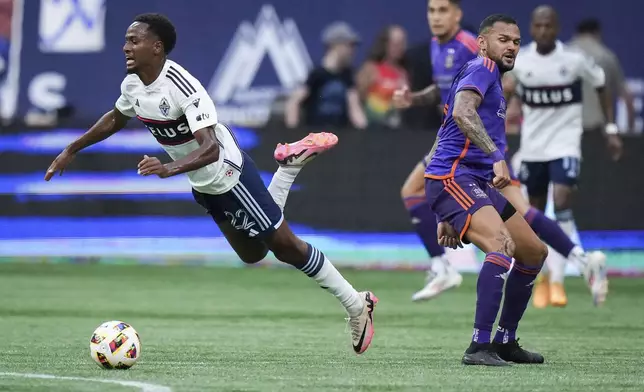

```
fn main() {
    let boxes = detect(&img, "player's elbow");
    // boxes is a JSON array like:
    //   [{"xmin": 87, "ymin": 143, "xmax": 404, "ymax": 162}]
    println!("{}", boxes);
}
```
[
  {"xmin": 201, "ymin": 141, "xmax": 220, "ymax": 164},
  {"xmin": 452, "ymin": 108, "xmax": 471, "ymax": 128}
]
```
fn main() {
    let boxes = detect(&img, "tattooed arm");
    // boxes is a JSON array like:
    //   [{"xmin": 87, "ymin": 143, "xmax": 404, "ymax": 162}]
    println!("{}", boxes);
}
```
[
  {"xmin": 452, "ymin": 90, "xmax": 500, "ymax": 155},
  {"xmin": 426, "ymin": 136, "xmax": 440, "ymax": 161}
]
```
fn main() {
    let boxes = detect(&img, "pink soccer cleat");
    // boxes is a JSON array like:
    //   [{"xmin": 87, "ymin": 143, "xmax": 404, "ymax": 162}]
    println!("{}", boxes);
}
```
[
  {"xmin": 273, "ymin": 132, "xmax": 338, "ymax": 166},
  {"xmin": 348, "ymin": 291, "xmax": 378, "ymax": 354}
]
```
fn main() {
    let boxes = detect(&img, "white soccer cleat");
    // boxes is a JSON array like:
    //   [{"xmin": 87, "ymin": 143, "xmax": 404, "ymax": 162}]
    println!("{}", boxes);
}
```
[
  {"xmin": 583, "ymin": 251, "xmax": 608, "ymax": 306},
  {"xmin": 411, "ymin": 256, "xmax": 463, "ymax": 302},
  {"xmin": 347, "ymin": 291, "xmax": 378, "ymax": 355},
  {"xmin": 274, "ymin": 132, "xmax": 338, "ymax": 166}
]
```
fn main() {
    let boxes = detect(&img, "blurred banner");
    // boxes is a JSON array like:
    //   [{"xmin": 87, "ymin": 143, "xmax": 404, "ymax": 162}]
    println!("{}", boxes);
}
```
[
  {"xmin": 0, "ymin": 126, "xmax": 643, "ymax": 272},
  {"xmin": 0, "ymin": 127, "xmax": 642, "ymax": 231},
  {"xmin": 1, "ymin": 0, "xmax": 643, "ymax": 130}
]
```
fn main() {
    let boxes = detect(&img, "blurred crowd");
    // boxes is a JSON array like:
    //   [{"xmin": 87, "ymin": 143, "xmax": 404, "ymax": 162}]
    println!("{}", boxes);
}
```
[{"xmin": 283, "ymin": 17, "xmax": 635, "ymax": 134}]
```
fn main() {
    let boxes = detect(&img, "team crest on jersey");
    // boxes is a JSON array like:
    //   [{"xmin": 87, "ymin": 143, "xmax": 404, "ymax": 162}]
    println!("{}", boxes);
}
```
[
  {"xmin": 159, "ymin": 97, "xmax": 170, "ymax": 116},
  {"xmin": 445, "ymin": 48, "xmax": 455, "ymax": 69},
  {"xmin": 497, "ymin": 99, "xmax": 507, "ymax": 119}
]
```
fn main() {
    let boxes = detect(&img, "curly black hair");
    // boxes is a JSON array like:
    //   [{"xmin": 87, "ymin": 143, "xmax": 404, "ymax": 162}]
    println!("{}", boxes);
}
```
[{"xmin": 134, "ymin": 13, "xmax": 177, "ymax": 55}]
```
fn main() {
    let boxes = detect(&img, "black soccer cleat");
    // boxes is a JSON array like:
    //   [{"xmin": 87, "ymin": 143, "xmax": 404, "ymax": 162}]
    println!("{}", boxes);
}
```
[
  {"xmin": 492, "ymin": 339, "xmax": 544, "ymax": 364},
  {"xmin": 462, "ymin": 342, "xmax": 511, "ymax": 366}
]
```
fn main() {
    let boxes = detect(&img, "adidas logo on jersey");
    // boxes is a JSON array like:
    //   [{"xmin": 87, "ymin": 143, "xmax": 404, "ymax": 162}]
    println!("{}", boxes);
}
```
[{"xmin": 207, "ymin": 5, "xmax": 312, "ymax": 127}]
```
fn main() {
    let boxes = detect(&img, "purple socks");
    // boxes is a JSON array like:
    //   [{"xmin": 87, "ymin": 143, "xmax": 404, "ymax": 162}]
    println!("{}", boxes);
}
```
[
  {"xmin": 524, "ymin": 207, "xmax": 574, "ymax": 258},
  {"xmin": 472, "ymin": 253, "xmax": 512, "ymax": 343},
  {"xmin": 494, "ymin": 261, "xmax": 542, "ymax": 343}
]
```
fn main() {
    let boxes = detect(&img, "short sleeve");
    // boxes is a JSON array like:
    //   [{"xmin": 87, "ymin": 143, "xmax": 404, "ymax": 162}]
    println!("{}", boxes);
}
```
[
  {"xmin": 167, "ymin": 66, "xmax": 218, "ymax": 133},
  {"xmin": 578, "ymin": 54, "xmax": 605, "ymax": 88},
  {"xmin": 305, "ymin": 68, "xmax": 321, "ymax": 90},
  {"xmin": 606, "ymin": 54, "xmax": 626, "ymax": 93},
  {"xmin": 115, "ymin": 94, "xmax": 135, "ymax": 117},
  {"xmin": 455, "ymin": 59, "xmax": 497, "ymax": 98},
  {"xmin": 342, "ymin": 68, "xmax": 356, "ymax": 88}
]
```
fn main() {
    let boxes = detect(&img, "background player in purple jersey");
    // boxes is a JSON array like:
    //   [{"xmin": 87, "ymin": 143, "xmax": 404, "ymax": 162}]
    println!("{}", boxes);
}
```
[
  {"xmin": 393, "ymin": 0, "xmax": 479, "ymax": 302},
  {"xmin": 425, "ymin": 14, "xmax": 548, "ymax": 366}
]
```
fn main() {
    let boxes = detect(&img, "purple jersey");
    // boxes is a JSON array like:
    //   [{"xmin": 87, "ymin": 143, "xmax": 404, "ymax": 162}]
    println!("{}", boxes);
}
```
[
  {"xmin": 426, "ymin": 56, "xmax": 507, "ymax": 181},
  {"xmin": 431, "ymin": 30, "xmax": 479, "ymax": 104}
]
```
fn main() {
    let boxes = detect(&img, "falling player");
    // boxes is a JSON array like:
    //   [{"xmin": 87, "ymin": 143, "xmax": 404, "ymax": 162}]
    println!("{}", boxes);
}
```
[
  {"xmin": 425, "ymin": 14, "xmax": 547, "ymax": 366},
  {"xmin": 394, "ymin": 0, "xmax": 479, "ymax": 301},
  {"xmin": 393, "ymin": 0, "xmax": 606, "ymax": 305},
  {"xmin": 504, "ymin": 6, "xmax": 620, "ymax": 307},
  {"xmin": 43, "ymin": 13, "xmax": 378, "ymax": 355}
]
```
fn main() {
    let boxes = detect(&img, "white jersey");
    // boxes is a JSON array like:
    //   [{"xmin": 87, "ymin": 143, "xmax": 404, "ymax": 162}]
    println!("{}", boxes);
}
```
[
  {"xmin": 511, "ymin": 41, "xmax": 605, "ymax": 161},
  {"xmin": 115, "ymin": 59, "xmax": 243, "ymax": 195}
]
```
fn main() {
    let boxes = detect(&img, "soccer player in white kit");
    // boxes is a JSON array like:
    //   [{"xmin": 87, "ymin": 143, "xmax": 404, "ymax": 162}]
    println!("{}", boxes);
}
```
[
  {"xmin": 44, "ymin": 13, "xmax": 378, "ymax": 354},
  {"xmin": 504, "ymin": 6, "xmax": 622, "ymax": 307}
]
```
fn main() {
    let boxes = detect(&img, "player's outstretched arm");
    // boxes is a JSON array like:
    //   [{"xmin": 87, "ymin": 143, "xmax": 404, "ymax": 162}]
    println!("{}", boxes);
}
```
[
  {"xmin": 410, "ymin": 84, "xmax": 441, "ymax": 107},
  {"xmin": 393, "ymin": 85, "xmax": 440, "ymax": 109},
  {"xmin": 67, "ymin": 109, "xmax": 130, "ymax": 154},
  {"xmin": 138, "ymin": 126, "xmax": 220, "ymax": 178},
  {"xmin": 45, "ymin": 108, "xmax": 130, "ymax": 180}
]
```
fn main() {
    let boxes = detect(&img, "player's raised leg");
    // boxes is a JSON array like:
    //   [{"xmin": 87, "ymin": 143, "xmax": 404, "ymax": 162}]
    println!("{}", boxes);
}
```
[
  {"xmin": 195, "ymin": 151, "xmax": 377, "ymax": 355},
  {"xmin": 403, "ymin": 160, "xmax": 462, "ymax": 302},
  {"xmin": 269, "ymin": 132, "xmax": 338, "ymax": 210}
]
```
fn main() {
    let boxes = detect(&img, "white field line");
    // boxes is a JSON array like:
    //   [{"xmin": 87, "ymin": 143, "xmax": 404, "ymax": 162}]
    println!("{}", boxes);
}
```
[{"xmin": 0, "ymin": 372, "xmax": 172, "ymax": 392}]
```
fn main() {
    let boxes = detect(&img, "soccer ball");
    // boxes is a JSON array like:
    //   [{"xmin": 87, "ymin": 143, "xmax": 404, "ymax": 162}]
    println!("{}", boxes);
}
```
[{"xmin": 89, "ymin": 320, "xmax": 141, "ymax": 369}]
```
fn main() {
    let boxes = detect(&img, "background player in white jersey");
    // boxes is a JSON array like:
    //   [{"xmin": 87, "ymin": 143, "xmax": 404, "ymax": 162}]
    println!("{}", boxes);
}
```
[
  {"xmin": 504, "ymin": 6, "xmax": 622, "ymax": 307},
  {"xmin": 43, "ymin": 13, "xmax": 378, "ymax": 354}
]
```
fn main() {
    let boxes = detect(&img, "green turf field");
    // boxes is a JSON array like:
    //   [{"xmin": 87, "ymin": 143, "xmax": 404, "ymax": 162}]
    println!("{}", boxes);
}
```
[{"xmin": 0, "ymin": 263, "xmax": 642, "ymax": 391}]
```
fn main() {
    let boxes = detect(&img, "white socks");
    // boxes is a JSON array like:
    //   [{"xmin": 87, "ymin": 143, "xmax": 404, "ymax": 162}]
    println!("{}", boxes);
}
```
[
  {"xmin": 313, "ymin": 258, "xmax": 364, "ymax": 317},
  {"xmin": 546, "ymin": 246, "xmax": 566, "ymax": 284},
  {"xmin": 299, "ymin": 244, "xmax": 364, "ymax": 317},
  {"xmin": 268, "ymin": 166, "xmax": 363, "ymax": 317},
  {"xmin": 267, "ymin": 166, "xmax": 301, "ymax": 211}
]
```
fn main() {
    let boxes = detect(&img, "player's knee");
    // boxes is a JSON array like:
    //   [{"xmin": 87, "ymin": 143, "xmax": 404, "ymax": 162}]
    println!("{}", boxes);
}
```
[
  {"xmin": 400, "ymin": 181, "xmax": 424, "ymax": 199},
  {"xmin": 538, "ymin": 243, "xmax": 548, "ymax": 264},
  {"xmin": 502, "ymin": 235, "xmax": 517, "ymax": 259},
  {"xmin": 484, "ymin": 228, "xmax": 516, "ymax": 258},
  {"xmin": 553, "ymin": 197, "xmax": 571, "ymax": 212},
  {"xmin": 523, "ymin": 241, "xmax": 548, "ymax": 267},
  {"xmin": 238, "ymin": 247, "xmax": 269, "ymax": 264}
]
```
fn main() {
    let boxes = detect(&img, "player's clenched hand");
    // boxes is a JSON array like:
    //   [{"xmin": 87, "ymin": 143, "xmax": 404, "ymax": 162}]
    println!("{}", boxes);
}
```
[
  {"xmin": 492, "ymin": 160, "xmax": 511, "ymax": 189},
  {"xmin": 45, "ymin": 150, "xmax": 75, "ymax": 181},
  {"xmin": 606, "ymin": 134, "xmax": 623, "ymax": 161},
  {"xmin": 137, "ymin": 155, "xmax": 170, "ymax": 178},
  {"xmin": 437, "ymin": 221, "xmax": 462, "ymax": 249},
  {"xmin": 392, "ymin": 86, "xmax": 412, "ymax": 109}
]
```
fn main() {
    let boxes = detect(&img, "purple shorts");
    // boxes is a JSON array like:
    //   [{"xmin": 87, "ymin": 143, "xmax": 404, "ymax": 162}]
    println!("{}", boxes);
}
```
[{"xmin": 425, "ymin": 174, "xmax": 510, "ymax": 240}]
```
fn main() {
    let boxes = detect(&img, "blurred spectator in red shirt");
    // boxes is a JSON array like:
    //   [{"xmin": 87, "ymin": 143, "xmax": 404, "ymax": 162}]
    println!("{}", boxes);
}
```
[{"xmin": 356, "ymin": 25, "xmax": 409, "ymax": 129}]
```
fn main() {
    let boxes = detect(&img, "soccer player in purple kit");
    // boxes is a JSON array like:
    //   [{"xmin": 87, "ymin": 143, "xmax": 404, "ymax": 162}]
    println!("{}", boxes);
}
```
[
  {"xmin": 395, "ymin": 0, "xmax": 607, "ymax": 307},
  {"xmin": 394, "ymin": 0, "xmax": 479, "ymax": 301},
  {"xmin": 425, "ymin": 14, "xmax": 547, "ymax": 366}
]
